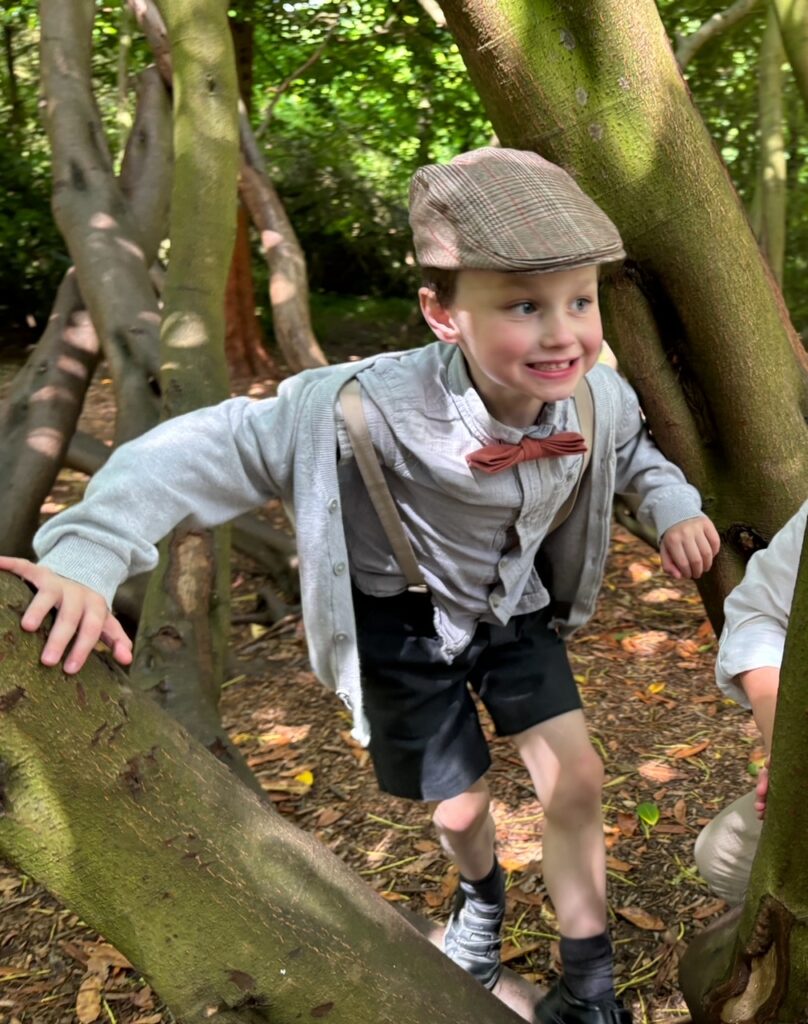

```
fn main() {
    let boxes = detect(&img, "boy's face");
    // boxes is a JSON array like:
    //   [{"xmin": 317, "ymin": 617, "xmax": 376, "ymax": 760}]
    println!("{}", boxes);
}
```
[{"xmin": 419, "ymin": 266, "xmax": 603, "ymax": 428}]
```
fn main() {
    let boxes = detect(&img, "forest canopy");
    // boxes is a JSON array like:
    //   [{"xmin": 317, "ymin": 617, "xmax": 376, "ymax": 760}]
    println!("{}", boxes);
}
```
[{"xmin": 1, "ymin": 0, "xmax": 806, "ymax": 353}]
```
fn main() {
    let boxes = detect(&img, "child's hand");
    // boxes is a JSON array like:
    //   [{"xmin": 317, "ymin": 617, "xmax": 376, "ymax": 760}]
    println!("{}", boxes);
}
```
[
  {"xmin": 659, "ymin": 515, "xmax": 720, "ymax": 580},
  {"xmin": 0, "ymin": 557, "xmax": 133, "ymax": 673},
  {"xmin": 755, "ymin": 762, "xmax": 769, "ymax": 820}
]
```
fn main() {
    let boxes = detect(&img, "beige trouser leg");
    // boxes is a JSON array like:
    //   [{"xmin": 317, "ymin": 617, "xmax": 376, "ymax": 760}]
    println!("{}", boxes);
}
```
[{"xmin": 694, "ymin": 789, "xmax": 762, "ymax": 906}]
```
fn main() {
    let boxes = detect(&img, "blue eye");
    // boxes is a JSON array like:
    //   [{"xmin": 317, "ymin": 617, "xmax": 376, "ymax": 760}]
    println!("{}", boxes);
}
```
[
  {"xmin": 572, "ymin": 298, "xmax": 592, "ymax": 313},
  {"xmin": 513, "ymin": 302, "xmax": 536, "ymax": 315}
]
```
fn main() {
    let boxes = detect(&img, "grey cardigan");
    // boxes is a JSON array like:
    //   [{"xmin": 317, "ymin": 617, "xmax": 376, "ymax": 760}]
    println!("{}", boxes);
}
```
[{"xmin": 35, "ymin": 347, "xmax": 702, "ymax": 744}]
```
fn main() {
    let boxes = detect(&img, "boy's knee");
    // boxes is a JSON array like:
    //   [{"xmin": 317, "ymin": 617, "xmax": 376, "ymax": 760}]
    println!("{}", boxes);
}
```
[
  {"xmin": 432, "ymin": 787, "xmax": 491, "ymax": 838},
  {"xmin": 544, "ymin": 747, "xmax": 604, "ymax": 822},
  {"xmin": 693, "ymin": 791, "xmax": 760, "ymax": 906}
]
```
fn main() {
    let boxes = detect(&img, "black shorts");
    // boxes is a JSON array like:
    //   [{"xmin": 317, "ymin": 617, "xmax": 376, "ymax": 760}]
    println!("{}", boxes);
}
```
[{"xmin": 353, "ymin": 587, "xmax": 582, "ymax": 802}]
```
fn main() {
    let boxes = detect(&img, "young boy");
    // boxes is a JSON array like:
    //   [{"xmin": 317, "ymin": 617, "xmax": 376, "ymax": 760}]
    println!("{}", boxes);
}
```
[
  {"xmin": 694, "ymin": 500, "xmax": 807, "ymax": 906},
  {"xmin": 0, "ymin": 148, "xmax": 719, "ymax": 1024}
]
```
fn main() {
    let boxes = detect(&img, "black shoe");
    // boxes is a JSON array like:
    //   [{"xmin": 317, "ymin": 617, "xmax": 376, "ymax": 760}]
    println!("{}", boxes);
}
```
[
  {"xmin": 442, "ymin": 863, "xmax": 505, "ymax": 990},
  {"xmin": 535, "ymin": 980, "xmax": 633, "ymax": 1024}
]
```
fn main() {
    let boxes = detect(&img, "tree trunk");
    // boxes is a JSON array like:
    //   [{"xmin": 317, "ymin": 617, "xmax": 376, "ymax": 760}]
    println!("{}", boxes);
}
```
[
  {"xmin": 439, "ymin": 0, "xmax": 808, "ymax": 627},
  {"xmin": 223, "ymin": 9, "xmax": 275, "ymax": 382},
  {"xmin": 0, "ymin": 571, "xmax": 528, "ymax": 1024},
  {"xmin": 39, "ymin": 1, "xmax": 163, "ymax": 445},
  {"xmin": 754, "ymin": 5, "xmax": 787, "ymax": 283},
  {"xmin": 2, "ymin": 24, "xmax": 23, "ymax": 129},
  {"xmin": 771, "ymin": 0, "xmax": 808, "ymax": 112},
  {"xmin": 224, "ymin": 201, "xmax": 276, "ymax": 380},
  {"xmin": 126, "ymin": 0, "xmax": 328, "ymax": 374},
  {"xmin": 239, "ymin": 130, "xmax": 328, "ymax": 372},
  {"xmin": 129, "ymin": 0, "xmax": 256, "ymax": 790},
  {"xmin": 0, "ymin": 64, "xmax": 172, "ymax": 558},
  {"xmin": 679, "ymin": 524, "xmax": 808, "ymax": 1019}
]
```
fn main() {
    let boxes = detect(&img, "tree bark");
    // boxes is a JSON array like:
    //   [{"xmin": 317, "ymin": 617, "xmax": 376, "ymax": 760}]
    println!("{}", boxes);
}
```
[
  {"xmin": 238, "ymin": 135, "xmax": 328, "ymax": 372},
  {"xmin": 39, "ymin": 1, "xmax": 163, "ymax": 445},
  {"xmin": 2, "ymin": 24, "xmax": 23, "ymax": 129},
  {"xmin": 129, "ymin": 0, "xmax": 255, "ymax": 790},
  {"xmin": 754, "ymin": 5, "xmax": 788, "ymax": 284},
  {"xmin": 126, "ymin": 0, "xmax": 328, "ymax": 374},
  {"xmin": 224, "ymin": 201, "xmax": 276, "ymax": 380},
  {"xmin": 0, "ymin": 571, "xmax": 528, "ymax": 1024},
  {"xmin": 679, "ymin": 525, "xmax": 808, "ymax": 1019},
  {"xmin": 0, "ymin": 64, "xmax": 172, "ymax": 558},
  {"xmin": 223, "ymin": 11, "xmax": 275, "ymax": 382},
  {"xmin": 439, "ymin": 0, "xmax": 808, "ymax": 627},
  {"xmin": 771, "ymin": 0, "xmax": 808, "ymax": 112}
]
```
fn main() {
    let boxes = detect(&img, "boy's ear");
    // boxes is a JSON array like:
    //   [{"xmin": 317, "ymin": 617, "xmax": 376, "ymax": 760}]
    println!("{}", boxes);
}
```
[{"xmin": 418, "ymin": 287, "xmax": 461, "ymax": 344}]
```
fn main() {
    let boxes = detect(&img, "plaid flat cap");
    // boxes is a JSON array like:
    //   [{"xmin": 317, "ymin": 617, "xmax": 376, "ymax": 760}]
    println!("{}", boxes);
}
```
[{"xmin": 409, "ymin": 147, "xmax": 624, "ymax": 272}]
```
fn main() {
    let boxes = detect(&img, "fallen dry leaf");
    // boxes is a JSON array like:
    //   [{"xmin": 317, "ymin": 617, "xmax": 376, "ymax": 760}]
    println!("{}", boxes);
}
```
[
  {"xmin": 616, "ymin": 906, "xmax": 666, "ymax": 931},
  {"xmin": 86, "ymin": 942, "xmax": 132, "ymax": 975},
  {"xmin": 637, "ymin": 760, "xmax": 687, "ymax": 783},
  {"xmin": 76, "ymin": 975, "xmax": 103, "ymax": 1024},
  {"xmin": 258, "ymin": 724, "xmax": 311, "ymax": 747},
  {"xmin": 606, "ymin": 856, "xmax": 633, "ymax": 872},
  {"xmin": 131, "ymin": 986, "xmax": 155, "ymax": 1010},
  {"xmin": 615, "ymin": 812, "xmax": 638, "ymax": 836},
  {"xmin": 314, "ymin": 807, "xmax": 343, "ymax": 829},
  {"xmin": 508, "ymin": 887, "xmax": 545, "ymax": 907},
  {"xmin": 641, "ymin": 588, "xmax": 682, "ymax": 604},
  {"xmin": 621, "ymin": 631, "xmax": 673, "ymax": 656},
  {"xmin": 673, "ymin": 799, "xmax": 688, "ymax": 826},
  {"xmin": 669, "ymin": 739, "xmax": 711, "ymax": 760},
  {"xmin": 627, "ymin": 562, "xmax": 654, "ymax": 584},
  {"xmin": 692, "ymin": 898, "xmax": 728, "ymax": 920}
]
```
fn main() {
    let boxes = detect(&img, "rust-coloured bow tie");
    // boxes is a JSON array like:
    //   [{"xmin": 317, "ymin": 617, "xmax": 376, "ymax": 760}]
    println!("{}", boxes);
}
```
[{"xmin": 466, "ymin": 432, "xmax": 588, "ymax": 474}]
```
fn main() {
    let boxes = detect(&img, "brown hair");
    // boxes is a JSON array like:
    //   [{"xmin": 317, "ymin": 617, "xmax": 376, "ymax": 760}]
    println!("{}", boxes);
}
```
[{"xmin": 420, "ymin": 267, "xmax": 458, "ymax": 307}]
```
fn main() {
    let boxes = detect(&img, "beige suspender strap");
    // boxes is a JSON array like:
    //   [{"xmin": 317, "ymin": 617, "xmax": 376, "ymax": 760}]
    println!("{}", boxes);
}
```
[
  {"xmin": 338, "ymin": 374, "xmax": 595, "ymax": 588},
  {"xmin": 547, "ymin": 376, "xmax": 594, "ymax": 534},
  {"xmin": 339, "ymin": 380, "xmax": 428, "ymax": 592}
]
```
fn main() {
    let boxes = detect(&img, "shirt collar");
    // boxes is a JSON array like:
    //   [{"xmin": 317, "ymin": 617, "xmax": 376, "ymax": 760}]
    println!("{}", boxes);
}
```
[{"xmin": 447, "ymin": 347, "xmax": 572, "ymax": 442}]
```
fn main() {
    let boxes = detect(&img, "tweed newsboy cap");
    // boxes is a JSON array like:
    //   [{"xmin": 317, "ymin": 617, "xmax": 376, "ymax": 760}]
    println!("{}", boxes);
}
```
[{"xmin": 409, "ymin": 147, "xmax": 625, "ymax": 272}]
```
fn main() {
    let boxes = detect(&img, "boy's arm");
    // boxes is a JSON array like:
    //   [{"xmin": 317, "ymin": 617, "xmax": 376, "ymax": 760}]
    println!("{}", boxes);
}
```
[
  {"xmin": 1, "ymin": 394, "xmax": 294, "ymax": 671},
  {"xmin": 716, "ymin": 501, "xmax": 807, "ymax": 817},
  {"xmin": 609, "ymin": 372, "xmax": 719, "ymax": 579}
]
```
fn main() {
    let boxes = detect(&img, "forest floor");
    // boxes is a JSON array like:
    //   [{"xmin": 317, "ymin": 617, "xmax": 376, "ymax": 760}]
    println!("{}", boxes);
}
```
[{"xmin": 0, "ymin": 350, "xmax": 763, "ymax": 1024}]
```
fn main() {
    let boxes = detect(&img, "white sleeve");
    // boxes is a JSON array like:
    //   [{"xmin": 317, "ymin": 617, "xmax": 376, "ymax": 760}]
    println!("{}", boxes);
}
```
[{"xmin": 716, "ymin": 500, "xmax": 808, "ymax": 705}]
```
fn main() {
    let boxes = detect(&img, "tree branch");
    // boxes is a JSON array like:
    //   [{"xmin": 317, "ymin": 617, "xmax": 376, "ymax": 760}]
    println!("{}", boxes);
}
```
[
  {"xmin": 254, "ymin": 20, "xmax": 340, "ymax": 140},
  {"xmin": 675, "ymin": 0, "xmax": 763, "ymax": 70}
]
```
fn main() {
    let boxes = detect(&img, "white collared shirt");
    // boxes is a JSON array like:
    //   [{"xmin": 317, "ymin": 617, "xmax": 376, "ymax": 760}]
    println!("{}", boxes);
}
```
[{"xmin": 716, "ymin": 500, "xmax": 808, "ymax": 705}]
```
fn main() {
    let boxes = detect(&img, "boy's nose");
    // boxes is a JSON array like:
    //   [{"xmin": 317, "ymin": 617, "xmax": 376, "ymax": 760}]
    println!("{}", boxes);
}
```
[{"xmin": 541, "ymin": 314, "xmax": 576, "ymax": 347}]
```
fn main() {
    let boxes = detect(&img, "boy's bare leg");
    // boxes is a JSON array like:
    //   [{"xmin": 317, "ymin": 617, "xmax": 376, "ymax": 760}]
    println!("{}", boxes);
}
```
[
  {"xmin": 514, "ymin": 709, "xmax": 630, "ymax": 1019},
  {"xmin": 432, "ymin": 778, "xmax": 505, "ymax": 989},
  {"xmin": 432, "ymin": 777, "xmax": 496, "ymax": 880},
  {"xmin": 513, "ymin": 710, "xmax": 606, "ymax": 939}
]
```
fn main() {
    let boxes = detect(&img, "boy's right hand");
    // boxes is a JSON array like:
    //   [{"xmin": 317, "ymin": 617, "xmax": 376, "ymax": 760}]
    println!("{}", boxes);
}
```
[{"xmin": 0, "ymin": 557, "xmax": 133, "ymax": 674}]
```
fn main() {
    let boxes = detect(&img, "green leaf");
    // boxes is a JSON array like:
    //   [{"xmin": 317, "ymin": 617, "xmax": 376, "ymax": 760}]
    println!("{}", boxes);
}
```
[{"xmin": 636, "ymin": 802, "xmax": 660, "ymax": 828}]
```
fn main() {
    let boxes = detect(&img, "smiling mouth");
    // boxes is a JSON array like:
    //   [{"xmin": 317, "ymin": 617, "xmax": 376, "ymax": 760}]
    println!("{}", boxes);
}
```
[{"xmin": 526, "ymin": 358, "xmax": 578, "ymax": 372}]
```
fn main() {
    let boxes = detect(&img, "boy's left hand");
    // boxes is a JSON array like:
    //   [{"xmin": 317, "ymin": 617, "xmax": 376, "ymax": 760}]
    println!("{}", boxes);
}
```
[{"xmin": 660, "ymin": 515, "xmax": 720, "ymax": 580}]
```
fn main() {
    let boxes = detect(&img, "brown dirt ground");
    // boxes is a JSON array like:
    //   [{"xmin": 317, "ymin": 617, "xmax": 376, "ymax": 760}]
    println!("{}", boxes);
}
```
[{"xmin": 0, "ymin": 357, "xmax": 763, "ymax": 1024}]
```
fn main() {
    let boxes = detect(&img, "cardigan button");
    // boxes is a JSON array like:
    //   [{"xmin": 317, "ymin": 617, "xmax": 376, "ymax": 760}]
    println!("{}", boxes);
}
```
[{"xmin": 333, "ymin": 561, "xmax": 346, "ymax": 575}]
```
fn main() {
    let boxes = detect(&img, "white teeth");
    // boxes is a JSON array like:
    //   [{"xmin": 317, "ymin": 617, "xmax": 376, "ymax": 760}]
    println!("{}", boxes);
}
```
[{"xmin": 532, "ymin": 361, "xmax": 571, "ymax": 370}]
